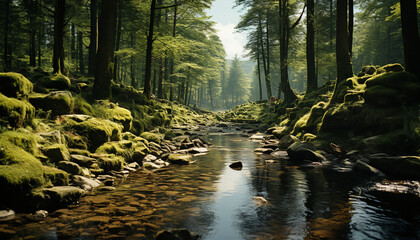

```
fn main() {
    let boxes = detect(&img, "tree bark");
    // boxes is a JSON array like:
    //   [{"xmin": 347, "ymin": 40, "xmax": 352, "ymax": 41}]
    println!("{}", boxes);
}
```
[
  {"xmin": 29, "ymin": 0, "xmax": 37, "ymax": 67},
  {"xmin": 258, "ymin": 18, "xmax": 272, "ymax": 99},
  {"xmin": 278, "ymin": 0, "xmax": 298, "ymax": 104},
  {"xmin": 256, "ymin": 47, "xmax": 262, "ymax": 101},
  {"xmin": 144, "ymin": 0, "xmax": 157, "ymax": 99},
  {"xmin": 3, "ymin": 0, "xmax": 10, "ymax": 71},
  {"xmin": 93, "ymin": 0, "xmax": 117, "ymax": 100},
  {"xmin": 53, "ymin": 0, "xmax": 65, "ymax": 74},
  {"xmin": 400, "ymin": 0, "xmax": 420, "ymax": 80},
  {"xmin": 306, "ymin": 0, "xmax": 317, "ymax": 93},
  {"xmin": 88, "ymin": 0, "xmax": 97, "ymax": 76},
  {"xmin": 130, "ymin": 33, "xmax": 136, "ymax": 88},
  {"xmin": 169, "ymin": 0, "xmax": 178, "ymax": 101},
  {"xmin": 113, "ymin": 3, "xmax": 122, "ymax": 82},
  {"xmin": 78, "ymin": 31, "xmax": 84, "ymax": 74},
  {"xmin": 331, "ymin": 0, "xmax": 353, "ymax": 104},
  {"xmin": 348, "ymin": 0, "xmax": 353, "ymax": 57}
]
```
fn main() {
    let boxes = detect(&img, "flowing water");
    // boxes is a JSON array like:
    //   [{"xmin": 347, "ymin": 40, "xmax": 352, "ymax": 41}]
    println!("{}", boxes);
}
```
[{"xmin": 1, "ymin": 129, "xmax": 420, "ymax": 239}]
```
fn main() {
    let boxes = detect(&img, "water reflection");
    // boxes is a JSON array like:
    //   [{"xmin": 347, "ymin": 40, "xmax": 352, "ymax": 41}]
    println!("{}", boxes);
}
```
[{"xmin": 1, "ymin": 133, "xmax": 420, "ymax": 239}]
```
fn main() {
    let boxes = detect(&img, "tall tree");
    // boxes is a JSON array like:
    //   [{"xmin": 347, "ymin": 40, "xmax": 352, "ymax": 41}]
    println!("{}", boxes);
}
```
[
  {"xmin": 331, "ymin": 0, "xmax": 353, "ymax": 103},
  {"xmin": 88, "ymin": 0, "xmax": 97, "ymax": 75},
  {"xmin": 3, "ymin": 0, "xmax": 11, "ymax": 71},
  {"xmin": 306, "ymin": 0, "xmax": 317, "ymax": 93},
  {"xmin": 93, "ymin": 0, "xmax": 116, "ymax": 100},
  {"xmin": 400, "ymin": 0, "xmax": 420, "ymax": 79},
  {"xmin": 53, "ymin": 0, "xmax": 65, "ymax": 74},
  {"xmin": 144, "ymin": 0, "xmax": 157, "ymax": 99},
  {"xmin": 348, "ymin": 0, "xmax": 354, "ymax": 57}
]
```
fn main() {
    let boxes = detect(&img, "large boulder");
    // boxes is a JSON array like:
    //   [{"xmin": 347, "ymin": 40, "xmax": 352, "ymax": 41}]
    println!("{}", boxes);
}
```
[
  {"xmin": 42, "ymin": 144, "xmax": 70, "ymax": 164},
  {"xmin": 168, "ymin": 154, "xmax": 194, "ymax": 165},
  {"xmin": 278, "ymin": 134, "xmax": 300, "ymax": 150},
  {"xmin": 362, "ymin": 131, "xmax": 418, "ymax": 155},
  {"xmin": 369, "ymin": 155, "xmax": 420, "ymax": 180},
  {"xmin": 29, "ymin": 91, "xmax": 74, "ymax": 116},
  {"xmin": 155, "ymin": 229, "xmax": 199, "ymax": 240},
  {"xmin": 364, "ymin": 71, "xmax": 420, "ymax": 106},
  {"xmin": 58, "ymin": 161, "xmax": 82, "ymax": 175},
  {"xmin": 287, "ymin": 142, "xmax": 326, "ymax": 162},
  {"xmin": 42, "ymin": 166, "xmax": 69, "ymax": 186},
  {"xmin": 0, "ymin": 93, "xmax": 35, "ymax": 128},
  {"xmin": 0, "ymin": 72, "xmax": 33, "ymax": 100},
  {"xmin": 62, "ymin": 115, "xmax": 123, "ymax": 151},
  {"xmin": 93, "ymin": 101, "xmax": 133, "ymax": 131},
  {"xmin": 140, "ymin": 132, "xmax": 163, "ymax": 144},
  {"xmin": 95, "ymin": 138, "xmax": 149, "ymax": 164},
  {"xmin": 32, "ymin": 186, "xmax": 85, "ymax": 210},
  {"xmin": 38, "ymin": 74, "xmax": 71, "ymax": 90},
  {"xmin": 0, "ymin": 134, "xmax": 44, "ymax": 208},
  {"xmin": 90, "ymin": 154, "xmax": 125, "ymax": 172}
]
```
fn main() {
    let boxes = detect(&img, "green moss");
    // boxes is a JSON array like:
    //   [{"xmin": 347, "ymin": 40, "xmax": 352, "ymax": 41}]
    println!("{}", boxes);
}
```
[
  {"xmin": 0, "ymin": 93, "xmax": 35, "ymax": 127},
  {"xmin": 95, "ymin": 139, "xmax": 148, "ymax": 164},
  {"xmin": 42, "ymin": 144, "xmax": 70, "ymax": 164},
  {"xmin": 377, "ymin": 63, "xmax": 404, "ymax": 73},
  {"xmin": 93, "ymin": 101, "xmax": 133, "ymax": 131},
  {"xmin": 64, "ymin": 116, "xmax": 123, "ymax": 151},
  {"xmin": 93, "ymin": 154, "xmax": 125, "ymax": 172},
  {"xmin": 0, "ymin": 72, "xmax": 33, "ymax": 100},
  {"xmin": 0, "ymin": 131, "xmax": 38, "ymax": 155},
  {"xmin": 363, "ymin": 131, "xmax": 419, "ymax": 155},
  {"xmin": 29, "ymin": 91, "xmax": 74, "ymax": 116},
  {"xmin": 0, "ymin": 141, "xmax": 45, "ymax": 208},
  {"xmin": 39, "ymin": 74, "xmax": 71, "ymax": 90},
  {"xmin": 64, "ymin": 132, "xmax": 87, "ymax": 150},
  {"xmin": 43, "ymin": 166, "xmax": 69, "ymax": 186},
  {"xmin": 140, "ymin": 132, "xmax": 163, "ymax": 144},
  {"xmin": 74, "ymin": 95, "xmax": 93, "ymax": 115}
]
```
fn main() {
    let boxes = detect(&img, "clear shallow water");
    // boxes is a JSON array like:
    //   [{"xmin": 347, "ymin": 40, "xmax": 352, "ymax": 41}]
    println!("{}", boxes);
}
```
[{"xmin": 1, "ymin": 133, "xmax": 420, "ymax": 239}]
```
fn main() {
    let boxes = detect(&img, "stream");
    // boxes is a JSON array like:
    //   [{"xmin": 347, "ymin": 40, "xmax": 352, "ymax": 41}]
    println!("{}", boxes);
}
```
[{"xmin": 1, "ymin": 127, "xmax": 420, "ymax": 239}]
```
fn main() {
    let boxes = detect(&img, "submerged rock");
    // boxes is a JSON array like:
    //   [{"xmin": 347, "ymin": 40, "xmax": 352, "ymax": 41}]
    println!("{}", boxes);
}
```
[
  {"xmin": 287, "ymin": 142, "xmax": 326, "ymax": 162},
  {"xmin": 254, "ymin": 148, "xmax": 274, "ymax": 154},
  {"xmin": 229, "ymin": 161, "xmax": 243, "ymax": 170},
  {"xmin": 253, "ymin": 196, "xmax": 269, "ymax": 206},
  {"xmin": 155, "ymin": 229, "xmax": 199, "ymax": 240}
]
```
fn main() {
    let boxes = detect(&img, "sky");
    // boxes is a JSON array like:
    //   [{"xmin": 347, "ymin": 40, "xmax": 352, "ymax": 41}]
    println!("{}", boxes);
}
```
[{"xmin": 206, "ymin": 0, "xmax": 249, "ymax": 60}]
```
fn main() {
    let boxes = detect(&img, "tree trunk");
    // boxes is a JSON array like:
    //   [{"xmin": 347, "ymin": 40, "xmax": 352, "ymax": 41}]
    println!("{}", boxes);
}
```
[
  {"xmin": 329, "ymin": 0, "xmax": 334, "ymax": 52},
  {"xmin": 279, "ymin": 0, "xmax": 298, "ymax": 104},
  {"xmin": 88, "ymin": 0, "xmax": 97, "ymax": 75},
  {"xmin": 3, "ymin": 0, "xmax": 11, "ymax": 71},
  {"xmin": 331, "ymin": 0, "xmax": 353, "ymax": 104},
  {"xmin": 113, "ymin": 3, "xmax": 122, "ymax": 82},
  {"xmin": 256, "ymin": 47, "xmax": 262, "ymax": 101},
  {"xmin": 169, "ymin": 0, "xmax": 178, "ymax": 101},
  {"xmin": 78, "ymin": 31, "xmax": 84, "ymax": 74},
  {"xmin": 53, "ymin": 0, "xmax": 65, "ymax": 74},
  {"xmin": 348, "ymin": 0, "xmax": 353, "ymax": 57},
  {"xmin": 265, "ymin": 14, "xmax": 272, "ymax": 98},
  {"xmin": 130, "ymin": 33, "xmax": 136, "ymax": 88},
  {"xmin": 38, "ymin": 22, "xmax": 43, "ymax": 67},
  {"xmin": 93, "ymin": 0, "xmax": 117, "ymax": 100},
  {"xmin": 306, "ymin": 0, "xmax": 317, "ymax": 93},
  {"xmin": 71, "ymin": 24, "xmax": 76, "ymax": 61},
  {"xmin": 144, "ymin": 0, "xmax": 157, "ymax": 99},
  {"xmin": 258, "ymin": 18, "xmax": 271, "ymax": 99},
  {"xmin": 29, "ymin": 0, "xmax": 37, "ymax": 67},
  {"xmin": 400, "ymin": 0, "xmax": 420, "ymax": 80}
]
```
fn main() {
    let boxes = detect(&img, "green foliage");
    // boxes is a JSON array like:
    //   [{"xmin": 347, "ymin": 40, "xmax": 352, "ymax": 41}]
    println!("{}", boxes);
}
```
[
  {"xmin": 95, "ymin": 138, "xmax": 149, "ymax": 164},
  {"xmin": 0, "ymin": 93, "xmax": 35, "ymax": 128},
  {"xmin": 0, "ymin": 72, "xmax": 33, "ymax": 100}
]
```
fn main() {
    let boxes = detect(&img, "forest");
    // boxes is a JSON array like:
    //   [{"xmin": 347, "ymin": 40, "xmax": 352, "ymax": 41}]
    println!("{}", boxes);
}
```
[{"xmin": 0, "ymin": 0, "xmax": 419, "ymax": 239}]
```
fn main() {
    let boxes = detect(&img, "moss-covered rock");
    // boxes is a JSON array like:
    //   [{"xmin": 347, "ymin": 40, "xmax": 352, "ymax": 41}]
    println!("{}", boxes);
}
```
[
  {"xmin": 74, "ymin": 95, "xmax": 93, "ymax": 115},
  {"xmin": 369, "ymin": 156, "xmax": 420, "ymax": 180},
  {"xmin": 0, "ymin": 131, "xmax": 38, "ymax": 155},
  {"xmin": 93, "ymin": 101, "xmax": 133, "ymax": 131},
  {"xmin": 0, "ymin": 72, "xmax": 33, "ymax": 100},
  {"xmin": 362, "ymin": 131, "xmax": 419, "ymax": 155},
  {"xmin": 140, "ymin": 132, "xmax": 163, "ymax": 144},
  {"xmin": 43, "ymin": 166, "xmax": 69, "ymax": 186},
  {"xmin": 38, "ymin": 74, "xmax": 71, "ymax": 90},
  {"xmin": 42, "ymin": 144, "xmax": 70, "ymax": 164},
  {"xmin": 63, "ymin": 132, "xmax": 87, "ymax": 150},
  {"xmin": 95, "ymin": 139, "xmax": 149, "ymax": 164},
  {"xmin": 29, "ymin": 91, "xmax": 74, "ymax": 116},
  {"xmin": 319, "ymin": 102, "xmax": 367, "ymax": 135},
  {"xmin": 168, "ymin": 154, "xmax": 194, "ymax": 165},
  {"xmin": 63, "ymin": 115, "xmax": 123, "ymax": 151},
  {"xmin": 91, "ymin": 154, "xmax": 124, "ymax": 172},
  {"xmin": 377, "ymin": 63, "xmax": 404, "ymax": 73},
  {"xmin": 58, "ymin": 161, "xmax": 83, "ymax": 175},
  {"xmin": 0, "ymin": 93, "xmax": 35, "ymax": 127},
  {"xmin": 0, "ymin": 137, "xmax": 45, "ymax": 208},
  {"xmin": 364, "ymin": 72, "xmax": 420, "ymax": 106},
  {"xmin": 30, "ymin": 186, "xmax": 85, "ymax": 210}
]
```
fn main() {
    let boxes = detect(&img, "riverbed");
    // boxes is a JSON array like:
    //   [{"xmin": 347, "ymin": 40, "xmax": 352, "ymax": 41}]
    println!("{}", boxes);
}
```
[{"xmin": 1, "ymin": 128, "xmax": 420, "ymax": 239}]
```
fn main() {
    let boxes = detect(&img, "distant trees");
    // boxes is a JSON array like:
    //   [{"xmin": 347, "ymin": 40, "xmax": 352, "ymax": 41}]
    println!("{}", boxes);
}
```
[{"xmin": 52, "ymin": 0, "xmax": 66, "ymax": 74}]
